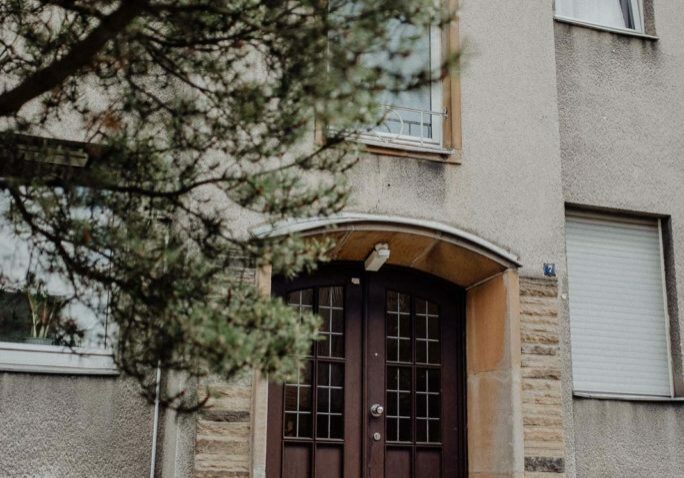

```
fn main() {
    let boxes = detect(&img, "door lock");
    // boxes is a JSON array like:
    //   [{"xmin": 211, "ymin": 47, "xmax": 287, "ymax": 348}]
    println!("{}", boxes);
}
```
[{"xmin": 370, "ymin": 403, "xmax": 384, "ymax": 418}]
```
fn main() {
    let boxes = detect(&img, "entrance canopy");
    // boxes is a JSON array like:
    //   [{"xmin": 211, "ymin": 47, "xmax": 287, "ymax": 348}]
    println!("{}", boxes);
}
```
[{"xmin": 254, "ymin": 213, "xmax": 520, "ymax": 288}]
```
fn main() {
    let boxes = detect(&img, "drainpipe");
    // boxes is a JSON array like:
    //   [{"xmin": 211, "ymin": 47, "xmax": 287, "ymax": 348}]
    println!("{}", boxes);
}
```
[
  {"xmin": 150, "ymin": 222, "xmax": 170, "ymax": 478},
  {"xmin": 149, "ymin": 362, "xmax": 162, "ymax": 478}
]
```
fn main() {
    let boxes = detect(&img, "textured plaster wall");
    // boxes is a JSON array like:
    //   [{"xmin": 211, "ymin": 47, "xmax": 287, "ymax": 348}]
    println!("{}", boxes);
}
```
[
  {"xmin": 345, "ymin": 0, "xmax": 565, "ymax": 279},
  {"xmin": 573, "ymin": 399, "xmax": 684, "ymax": 477},
  {"xmin": 0, "ymin": 373, "xmax": 154, "ymax": 477},
  {"xmin": 555, "ymin": 1, "xmax": 684, "ymax": 476}
]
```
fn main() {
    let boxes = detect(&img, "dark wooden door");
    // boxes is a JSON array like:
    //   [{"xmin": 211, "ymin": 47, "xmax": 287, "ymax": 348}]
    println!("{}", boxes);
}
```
[{"xmin": 267, "ymin": 265, "xmax": 466, "ymax": 478}]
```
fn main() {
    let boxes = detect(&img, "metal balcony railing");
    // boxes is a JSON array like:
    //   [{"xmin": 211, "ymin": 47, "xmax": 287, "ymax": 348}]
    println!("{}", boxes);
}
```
[{"xmin": 368, "ymin": 105, "xmax": 447, "ymax": 146}]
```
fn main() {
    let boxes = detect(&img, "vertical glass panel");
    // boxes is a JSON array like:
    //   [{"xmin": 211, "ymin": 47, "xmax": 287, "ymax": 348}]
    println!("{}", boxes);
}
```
[
  {"xmin": 331, "ymin": 308, "xmax": 344, "ymax": 333},
  {"xmin": 316, "ymin": 414, "xmax": 328, "ymax": 439},
  {"xmin": 317, "ymin": 388, "xmax": 330, "ymax": 413},
  {"xmin": 331, "ymin": 363, "xmax": 344, "ymax": 387},
  {"xmin": 288, "ymin": 288, "xmax": 315, "ymax": 356},
  {"xmin": 299, "ymin": 387, "xmax": 312, "ymax": 411},
  {"xmin": 399, "ymin": 418, "xmax": 412, "ymax": 442},
  {"xmin": 399, "ymin": 338, "xmax": 412, "ymax": 363},
  {"xmin": 387, "ymin": 291, "xmax": 411, "ymax": 364},
  {"xmin": 331, "ymin": 335, "xmax": 345, "ymax": 358},
  {"xmin": 416, "ymin": 392, "xmax": 427, "ymax": 418},
  {"xmin": 387, "ymin": 417, "xmax": 398, "ymax": 442},
  {"xmin": 387, "ymin": 392, "xmax": 398, "ymax": 417},
  {"xmin": 386, "ymin": 290, "xmax": 444, "ymax": 446},
  {"xmin": 416, "ymin": 419, "xmax": 428, "ymax": 443},
  {"xmin": 416, "ymin": 341, "xmax": 428, "ymax": 364},
  {"xmin": 428, "ymin": 317, "xmax": 439, "ymax": 338},
  {"xmin": 283, "ymin": 285, "xmax": 345, "ymax": 443},
  {"xmin": 331, "ymin": 388, "xmax": 343, "ymax": 414},
  {"xmin": 284, "ymin": 385, "xmax": 298, "ymax": 411},
  {"xmin": 284, "ymin": 413, "xmax": 298, "ymax": 438},
  {"xmin": 363, "ymin": 22, "xmax": 435, "ymax": 139},
  {"xmin": 316, "ymin": 362, "xmax": 344, "ymax": 440},
  {"xmin": 299, "ymin": 413, "xmax": 312, "ymax": 438},
  {"xmin": 428, "ymin": 341, "xmax": 441, "ymax": 365},
  {"xmin": 416, "ymin": 368, "xmax": 441, "ymax": 443},
  {"xmin": 317, "ymin": 335, "xmax": 331, "ymax": 357},
  {"xmin": 416, "ymin": 298, "xmax": 440, "ymax": 364},
  {"xmin": 429, "ymin": 369, "xmax": 440, "ymax": 391},
  {"xmin": 283, "ymin": 360, "xmax": 313, "ymax": 438},
  {"xmin": 329, "ymin": 414, "xmax": 343, "ymax": 439},
  {"xmin": 387, "ymin": 337, "xmax": 399, "ymax": 363},
  {"xmin": 387, "ymin": 365, "xmax": 412, "ymax": 443},
  {"xmin": 318, "ymin": 286, "xmax": 344, "ymax": 358},
  {"xmin": 429, "ymin": 420, "xmax": 441, "ymax": 443}
]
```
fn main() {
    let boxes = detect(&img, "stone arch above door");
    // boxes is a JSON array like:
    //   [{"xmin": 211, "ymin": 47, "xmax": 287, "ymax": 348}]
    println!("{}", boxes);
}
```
[{"xmin": 244, "ymin": 214, "xmax": 527, "ymax": 478}]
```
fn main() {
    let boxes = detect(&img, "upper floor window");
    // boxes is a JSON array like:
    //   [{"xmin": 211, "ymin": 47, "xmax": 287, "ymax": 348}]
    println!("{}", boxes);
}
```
[
  {"xmin": 555, "ymin": 0, "xmax": 644, "ymax": 33},
  {"xmin": 362, "ymin": 22, "xmax": 444, "ymax": 149}
]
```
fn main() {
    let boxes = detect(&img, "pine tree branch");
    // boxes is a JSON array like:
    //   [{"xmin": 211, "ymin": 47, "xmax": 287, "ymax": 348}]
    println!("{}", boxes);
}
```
[{"xmin": 0, "ymin": 0, "xmax": 147, "ymax": 117}]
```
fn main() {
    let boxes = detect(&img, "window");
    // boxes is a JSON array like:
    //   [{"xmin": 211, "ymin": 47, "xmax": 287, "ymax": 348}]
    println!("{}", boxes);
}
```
[
  {"xmin": 0, "ymin": 191, "xmax": 116, "ymax": 374},
  {"xmin": 555, "ymin": 0, "xmax": 644, "ymax": 33},
  {"xmin": 361, "ymin": 22, "xmax": 444, "ymax": 149},
  {"xmin": 565, "ymin": 212, "xmax": 672, "ymax": 397}
]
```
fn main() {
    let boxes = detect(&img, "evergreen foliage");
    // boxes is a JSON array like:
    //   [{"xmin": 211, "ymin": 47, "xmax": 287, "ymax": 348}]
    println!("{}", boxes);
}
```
[{"xmin": 0, "ymin": 0, "xmax": 457, "ymax": 409}]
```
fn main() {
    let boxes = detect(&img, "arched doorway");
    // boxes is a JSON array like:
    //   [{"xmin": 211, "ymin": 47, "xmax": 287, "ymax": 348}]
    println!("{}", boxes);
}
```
[
  {"xmin": 266, "ymin": 264, "xmax": 466, "ymax": 478},
  {"xmin": 252, "ymin": 214, "xmax": 525, "ymax": 478}
]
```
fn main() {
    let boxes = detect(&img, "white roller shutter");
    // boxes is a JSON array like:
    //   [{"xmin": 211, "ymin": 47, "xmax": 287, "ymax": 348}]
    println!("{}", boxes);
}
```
[{"xmin": 565, "ymin": 212, "xmax": 672, "ymax": 397}]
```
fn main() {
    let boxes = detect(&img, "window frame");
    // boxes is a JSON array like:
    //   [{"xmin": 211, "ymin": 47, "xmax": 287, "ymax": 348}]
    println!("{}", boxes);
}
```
[
  {"xmin": 0, "ymin": 341, "xmax": 117, "ymax": 375},
  {"xmin": 0, "ymin": 136, "xmax": 117, "ymax": 376},
  {"xmin": 554, "ymin": 0, "xmax": 651, "ymax": 37},
  {"xmin": 354, "ymin": 24, "xmax": 444, "ymax": 150},
  {"xmin": 565, "ymin": 210, "xmax": 677, "ymax": 400},
  {"xmin": 320, "ymin": 0, "xmax": 462, "ymax": 163}
]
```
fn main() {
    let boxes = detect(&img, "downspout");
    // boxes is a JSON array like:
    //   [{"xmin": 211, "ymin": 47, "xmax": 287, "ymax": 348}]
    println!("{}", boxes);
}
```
[
  {"xmin": 150, "ymin": 222, "xmax": 170, "ymax": 478},
  {"xmin": 149, "ymin": 363, "xmax": 162, "ymax": 478}
]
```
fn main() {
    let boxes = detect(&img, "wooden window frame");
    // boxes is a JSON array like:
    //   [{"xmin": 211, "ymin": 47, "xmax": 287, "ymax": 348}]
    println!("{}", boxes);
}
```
[{"xmin": 316, "ymin": 0, "xmax": 462, "ymax": 164}]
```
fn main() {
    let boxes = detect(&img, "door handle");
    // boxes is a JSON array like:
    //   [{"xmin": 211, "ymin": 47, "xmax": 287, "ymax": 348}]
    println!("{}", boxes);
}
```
[{"xmin": 370, "ymin": 403, "xmax": 384, "ymax": 418}]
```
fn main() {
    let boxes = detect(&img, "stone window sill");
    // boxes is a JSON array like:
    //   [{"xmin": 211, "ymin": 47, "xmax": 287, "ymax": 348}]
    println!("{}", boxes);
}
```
[
  {"xmin": 554, "ymin": 16, "xmax": 659, "ymax": 41},
  {"xmin": 0, "ymin": 341, "xmax": 118, "ymax": 375},
  {"xmin": 355, "ymin": 136, "xmax": 461, "ymax": 164}
]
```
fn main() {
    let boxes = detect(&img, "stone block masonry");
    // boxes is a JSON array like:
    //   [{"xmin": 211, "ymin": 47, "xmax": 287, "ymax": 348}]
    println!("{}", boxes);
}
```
[
  {"xmin": 519, "ymin": 277, "xmax": 566, "ymax": 478},
  {"xmin": 193, "ymin": 374, "xmax": 253, "ymax": 478}
]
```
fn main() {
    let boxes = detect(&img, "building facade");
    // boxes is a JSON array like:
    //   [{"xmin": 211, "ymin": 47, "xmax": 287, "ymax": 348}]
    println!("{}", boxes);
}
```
[{"xmin": 1, "ymin": 1, "xmax": 684, "ymax": 477}]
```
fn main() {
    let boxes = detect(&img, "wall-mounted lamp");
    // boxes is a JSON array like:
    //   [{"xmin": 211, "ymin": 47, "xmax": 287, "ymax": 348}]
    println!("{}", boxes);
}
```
[{"xmin": 364, "ymin": 243, "xmax": 390, "ymax": 272}]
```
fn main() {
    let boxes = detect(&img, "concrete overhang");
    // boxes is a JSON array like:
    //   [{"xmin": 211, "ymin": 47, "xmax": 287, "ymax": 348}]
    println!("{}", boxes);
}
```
[{"xmin": 254, "ymin": 213, "xmax": 521, "ymax": 288}]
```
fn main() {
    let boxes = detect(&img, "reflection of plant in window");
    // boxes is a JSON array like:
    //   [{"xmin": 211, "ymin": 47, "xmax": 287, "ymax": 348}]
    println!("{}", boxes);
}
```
[
  {"xmin": 25, "ymin": 278, "xmax": 65, "ymax": 342},
  {"xmin": 0, "ymin": 274, "xmax": 83, "ymax": 346}
]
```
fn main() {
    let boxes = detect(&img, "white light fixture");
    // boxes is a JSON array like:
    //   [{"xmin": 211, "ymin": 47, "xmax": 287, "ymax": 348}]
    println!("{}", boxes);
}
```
[{"xmin": 364, "ymin": 243, "xmax": 390, "ymax": 272}]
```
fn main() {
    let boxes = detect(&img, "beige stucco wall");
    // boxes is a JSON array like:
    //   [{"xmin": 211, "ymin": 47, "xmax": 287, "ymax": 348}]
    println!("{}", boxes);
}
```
[
  {"xmin": 0, "ymin": 373, "xmax": 154, "ymax": 477},
  {"xmin": 555, "ymin": 1, "xmax": 684, "ymax": 476},
  {"xmin": 345, "ymin": 0, "xmax": 565, "ymax": 279},
  {"xmin": 13, "ymin": 0, "xmax": 684, "ymax": 476}
]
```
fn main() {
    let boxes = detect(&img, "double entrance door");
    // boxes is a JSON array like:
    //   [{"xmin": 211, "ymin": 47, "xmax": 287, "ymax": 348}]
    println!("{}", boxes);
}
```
[{"xmin": 267, "ymin": 265, "xmax": 466, "ymax": 478}]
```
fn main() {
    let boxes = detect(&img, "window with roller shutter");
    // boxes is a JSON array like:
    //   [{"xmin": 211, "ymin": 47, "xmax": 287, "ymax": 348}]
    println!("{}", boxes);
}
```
[{"xmin": 565, "ymin": 211, "xmax": 673, "ymax": 398}]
